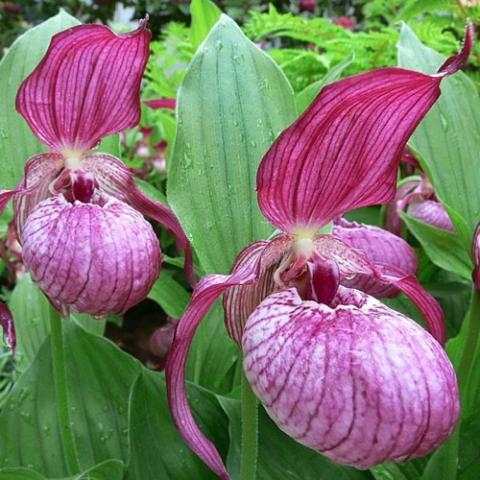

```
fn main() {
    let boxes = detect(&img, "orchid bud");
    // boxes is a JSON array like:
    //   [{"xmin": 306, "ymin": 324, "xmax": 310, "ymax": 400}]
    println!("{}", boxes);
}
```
[
  {"xmin": 150, "ymin": 319, "xmax": 178, "ymax": 359},
  {"xmin": 299, "ymin": 0, "xmax": 316, "ymax": 13},
  {"xmin": 21, "ymin": 193, "xmax": 161, "ymax": 316},
  {"xmin": 473, "ymin": 224, "xmax": 480, "ymax": 290},
  {"xmin": 407, "ymin": 199, "xmax": 454, "ymax": 232},
  {"xmin": 0, "ymin": 302, "xmax": 16, "ymax": 350},
  {"xmin": 243, "ymin": 288, "xmax": 459, "ymax": 469}
]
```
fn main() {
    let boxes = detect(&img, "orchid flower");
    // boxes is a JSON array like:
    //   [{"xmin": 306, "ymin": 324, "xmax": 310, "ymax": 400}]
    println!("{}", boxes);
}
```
[
  {"xmin": 385, "ymin": 173, "xmax": 454, "ymax": 235},
  {"xmin": 166, "ymin": 25, "xmax": 473, "ymax": 479},
  {"xmin": 0, "ymin": 20, "xmax": 193, "ymax": 333}
]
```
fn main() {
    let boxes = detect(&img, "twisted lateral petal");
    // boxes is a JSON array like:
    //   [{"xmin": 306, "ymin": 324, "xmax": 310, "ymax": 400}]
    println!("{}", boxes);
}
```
[
  {"xmin": 333, "ymin": 218, "xmax": 418, "ymax": 297},
  {"xmin": 16, "ymin": 21, "xmax": 151, "ymax": 152},
  {"xmin": 381, "ymin": 266, "xmax": 446, "ymax": 345},
  {"xmin": 313, "ymin": 234, "xmax": 375, "ymax": 277},
  {"xmin": 0, "ymin": 190, "xmax": 17, "ymax": 215},
  {"xmin": 224, "ymin": 235, "xmax": 291, "ymax": 344},
  {"xmin": 437, "ymin": 22, "xmax": 474, "ymax": 76},
  {"xmin": 407, "ymin": 200, "xmax": 454, "ymax": 232},
  {"xmin": 22, "ymin": 194, "xmax": 161, "ymax": 316},
  {"xmin": 82, "ymin": 153, "xmax": 195, "ymax": 286},
  {"xmin": 13, "ymin": 153, "xmax": 65, "ymax": 238},
  {"xmin": 166, "ymin": 241, "xmax": 269, "ymax": 480},
  {"xmin": 243, "ymin": 288, "xmax": 459, "ymax": 468},
  {"xmin": 313, "ymin": 232, "xmax": 445, "ymax": 343},
  {"xmin": 0, "ymin": 302, "xmax": 15, "ymax": 350},
  {"xmin": 257, "ymin": 32, "xmax": 472, "ymax": 232}
]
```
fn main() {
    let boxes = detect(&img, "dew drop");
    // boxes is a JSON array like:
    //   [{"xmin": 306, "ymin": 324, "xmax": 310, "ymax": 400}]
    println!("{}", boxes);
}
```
[{"xmin": 440, "ymin": 114, "xmax": 449, "ymax": 132}]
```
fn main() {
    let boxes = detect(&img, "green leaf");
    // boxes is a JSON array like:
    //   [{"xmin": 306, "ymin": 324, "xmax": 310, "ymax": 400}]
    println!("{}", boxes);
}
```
[
  {"xmin": 458, "ymin": 413, "xmax": 480, "ymax": 480},
  {"xmin": 0, "ymin": 10, "xmax": 80, "ymax": 189},
  {"xmin": 169, "ymin": 14, "xmax": 296, "ymax": 275},
  {"xmin": 370, "ymin": 461, "xmax": 425, "ymax": 480},
  {"xmin": 148, "ymin": 270, "xmax": 190, "ymax": 318},
  {"xmin": 190, "ymin": 0, "xmax": 222, "ymax": 49},
  {"xmin": 218, "ymin": 397, "xmax": 373, "ymax": 480},
  {"xmin": 8, "ymin": 276, "xmax": 105, "ymax": 370},
  {"xmin": 0, "ymin": 469, "xmax": 45, "ymax": 480},
  {"xmin": 400, "ymin": 212, "xmax": 472, "ymax": 280},
  {"xmin": 8, "ymin": 275, "xmax": 52, "ymax": 369},
  {"xmin": 0, "ymin": 322, "xmax": 139, "ymax": 477},
  {"xmin": 397, "ymin": 24, "xmax": 480, "ymax": 238},
  {"xmin": 126, "ymin": 369, "xmax": 229, "ymax": 480},
  {"xmin": 296, "ymin": 54, "xmax": 354, "ymax": 114},
  {"xmin": 71, "ymin": 459, "xmax": 124, "ymax": 480},
  {"xmin": 0, "ymin": 459, "xmax": 124, "ymax": 480},
  {"xmin": 186, "ymin": 301, "xmax": 241, "ymax": 393}
]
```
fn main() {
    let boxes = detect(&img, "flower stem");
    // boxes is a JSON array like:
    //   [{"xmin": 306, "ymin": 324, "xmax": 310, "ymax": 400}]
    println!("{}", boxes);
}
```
[
  {"xmin": 240, "ymin": 372, "xmax": 258, "ymax": 480},
  {"xmin": 457, "ymin": 288, "xmax": 480, "ymax": 396},
  {"xmin": 49, "ymin": 306, "xmax": 79, "ymax": 474},
  {"xmin": 443, "ymin": 287, "xmax": 480, "ymax": 480}
]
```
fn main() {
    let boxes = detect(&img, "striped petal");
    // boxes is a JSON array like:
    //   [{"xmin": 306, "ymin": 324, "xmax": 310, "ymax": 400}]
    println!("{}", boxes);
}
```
[
  {"xmin": 165, "ymin": 241, "xmax": 269, "ymax": 480},
  {"xmin": 14, "ymin": 153, "xmax": 65, "ymax": 238},
  {"xmin": 81, "ymin": 153, "xmax": 196, "ymax": 286},
  {"xmin": 333, "ymin": 218, "xmax": 418, "ymax": 297},
  {"xmin": 224, "ymin": 235, "xmax": 291, "ymax": 344},
  {"xmin": 243, "ymin": 288, "xmax": 459, "ymax": 468},
  {"xmin": 313, "ymin": 232, "xmax": 445, "ymax": 344},
  {"xmin": 407, "ymin": 200, "xmax": 454, "ymax": 232},
  {"xmin": 257, "ymin": 25, "xmax": 473, "ymax": 233},
  {"xmin": 22, "ymin": 193, "xmax": 161, "ymax": 316},
  {"xmin": 380, "ymin": 266, "xmax": 446, "ymax": 345},
  {"xmin": 16, "ymin": 21, "xmax": 151, "ymax": 152}
]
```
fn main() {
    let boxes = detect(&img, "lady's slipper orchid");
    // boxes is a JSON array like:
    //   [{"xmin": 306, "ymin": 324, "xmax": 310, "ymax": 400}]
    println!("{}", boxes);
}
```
[
  {"xmin": 0, "ymin": 20, "xmax": 193, "ymax": 320},
  {"xmin": 166, "ymin": 25, "xmax": 472, "ymax": 479},
  {"xmin": 385, "ymin": 174, "xmax": 454, "ymax": 235}
]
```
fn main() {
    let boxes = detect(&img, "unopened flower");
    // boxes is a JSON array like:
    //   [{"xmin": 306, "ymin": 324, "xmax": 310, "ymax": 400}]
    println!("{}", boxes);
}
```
[
  {"xmin": 165, "ymin": 25, "xmax": 472, "ymax": 478},
  {"xmin": 385, "ymin": 174, "xmax": 454, "ymax": 235},
  {"xmin": 299, "ymin": 0, "xmax": 316, "ymax": 14},
  {"xmin": 334, "ymin": 16, "xmax": 356, "ymax": 30},
  {"xmin": 149, "ymin": 318, "xmax": 178, "ymax": 359},
  {"xmin": 0, "ymin": 302, "xmax": 15, "ymax": 350},
  {"xmin": 0, "ymin": 20, "xmax": 193, "ymax": 320},
  {"xmin": 473, "ymin": 224, "xmax": 480, "ymax": 290}
]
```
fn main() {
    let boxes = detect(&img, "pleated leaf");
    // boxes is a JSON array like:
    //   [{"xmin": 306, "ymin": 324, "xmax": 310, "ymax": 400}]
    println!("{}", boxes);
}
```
[
  {"xmin": 0, "ymin": 322, "xmax": 139, "ymax": 477},
  {"xmin": 169, "ymin": 15, "xmax": 296, "ymax": 275},
  {"xmin": 8, "ymin": 275, "xmax": 105, "ymax": 371},
  {"xmin": 126, "ymin": 369, "xmax": 229, "ymax": 480}
]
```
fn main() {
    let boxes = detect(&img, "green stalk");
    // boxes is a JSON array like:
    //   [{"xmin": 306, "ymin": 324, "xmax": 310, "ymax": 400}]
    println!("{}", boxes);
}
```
[
  {"xmin": 457, "ymin": 288, "xmax": 480, "ymax": 398},
  {"xmin": 443, "ymin": 288, "xmax": 480, "ymax": 480},
  {"xmin": 49, "ymin": 306, "xmax": 79, "ymax": 474},
  {"xmin": 240, "ymin": 372, "xmax": 258, "ymax": 480}
]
